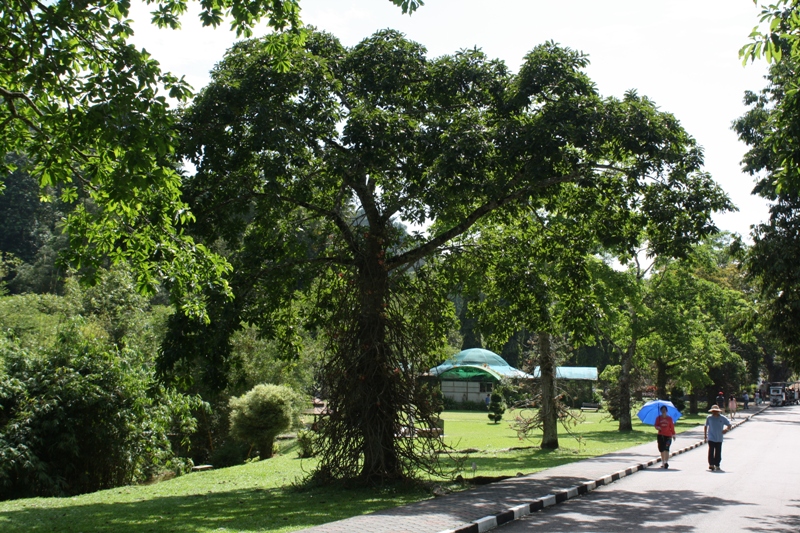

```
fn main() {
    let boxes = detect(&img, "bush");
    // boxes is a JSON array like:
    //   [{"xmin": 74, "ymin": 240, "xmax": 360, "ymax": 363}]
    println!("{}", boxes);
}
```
[
  {"xmin": 296, "ymin": 429, "xmax": 316, "ymax": 458},
  {"xmin": 0, "ymin": 321, "xmax": 201, "ymax": 500},
  {"xmin": 229, "ymin": 384, "xmax": 304, "ymax": 459},
  {"xmin": 670, "ymin": 387, "xmax": 686, "ymax": 412},
  {"xmin": 208, "ymin": 438, "xmax": 251, "ymax": 468},
  {"xmin": 488, "ymin": 392, "xmax": 506, "ymax": 423}
]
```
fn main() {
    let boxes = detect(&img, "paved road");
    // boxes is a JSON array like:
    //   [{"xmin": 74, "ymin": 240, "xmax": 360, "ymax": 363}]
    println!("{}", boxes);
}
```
[{"xmin": 496, "ymin": 405, "xmax": 800, "ymax": 533}]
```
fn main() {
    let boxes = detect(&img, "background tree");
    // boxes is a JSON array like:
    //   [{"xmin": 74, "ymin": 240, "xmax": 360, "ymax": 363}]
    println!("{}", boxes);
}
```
[
  {"xmin": 736, "ymin": 21, "xmax": 800, "ymax": 368},
  {"xmin": 444, "ymin": 201, "xmax": 602, "ymax": 449},
  {"xmin": 2, "ymin": 0, "xmax": 421, "ymax": 317},
  {"xmin": 589, "ymin": 253, "xmax": 671, "ymax": 431},
  {"xmin": 171, "ymin": 27, "xmax": 730, "ymax": 481},
  {"xmin": 636, "ymin": 251, "xmax": 742, "ymax": 409}
]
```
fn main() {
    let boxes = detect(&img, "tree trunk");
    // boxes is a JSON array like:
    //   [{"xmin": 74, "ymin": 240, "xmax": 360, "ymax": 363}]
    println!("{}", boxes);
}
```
[
  {"xmin": 689, "ymin": 390, "xmax": 698, "ymax": 415},
  {"xmin": 458, "ymin": 297, "xmax": 483, "ymax": 349},
  {"xmin": 655, "ymin": 359, "xmax": 668, "ymax": 399},
  {"xmin": 356, "ymin": 233, "xmax": 401, "ymax": 481},
  {"xmin": 617, "ymin": 339, "xmax": 635, "ymax": 432},
  {"xmin": 539, "ymin": 332, "xmax": 559, "ymax": 449},
  {"xmin": 258, "ymin": 436, "xmax": 275, "ymax": 459}
]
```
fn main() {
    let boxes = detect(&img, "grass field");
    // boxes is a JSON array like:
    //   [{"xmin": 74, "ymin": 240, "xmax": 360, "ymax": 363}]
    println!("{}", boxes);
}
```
[{"xmin": 0, "ymin": 409, "xmax": 708, "ymax": 533}]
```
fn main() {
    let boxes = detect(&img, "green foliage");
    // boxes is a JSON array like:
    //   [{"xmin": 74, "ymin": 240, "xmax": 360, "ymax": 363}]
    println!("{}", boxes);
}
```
[
  {"xmin": 227, "ymin": 324, "xmax": 322, "ymax": 396},
  {"xmin": 0, "ymin": 155, "xmax": 62, "ymax": 265},
  {"xmin": 487, "ymin": 392, "xmax": 505, "ymax": 423},
  {"xmin": 1, "ymin": 0, "xmax": 423, "ymax": 321},
  {"xmin": 741, "ymin": 1, "xmax": 797, "ymax": 66},
  {"xmin": 228, "ymin": 384, "xmax": 304, "ymax": 459},
  {"xmin": 599, "ymin": 365, "xmax": 624, "ymax": 421},
  {"xmin": 0, "ymin": 320, "xmax": 201, "ymax": 500},
  {"xmin": 0, "ymin": 292, "xmax": 67, "ymax": 349},
  {"xmin": 0, "ymin": 0, "xmax": 308, "ymax": 319},
  {"xmin": 296, "ymin": 429, "xmax": 317, "ymax": 458},
  {"xmin": 738, "ymin": 4, "xmax": 800, "ymax": 368}
]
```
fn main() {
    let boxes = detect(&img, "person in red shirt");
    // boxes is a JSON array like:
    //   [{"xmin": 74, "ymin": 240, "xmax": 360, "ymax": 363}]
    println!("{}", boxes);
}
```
[{"xmin": 654, "ymin": 405, "xmax": 676, "ymax": 469}]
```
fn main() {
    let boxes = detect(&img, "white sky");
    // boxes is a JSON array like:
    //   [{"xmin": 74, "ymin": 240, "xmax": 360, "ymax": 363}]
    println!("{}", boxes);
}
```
[{"xmin": 130, "ymin": 0, "xmax": 771, "ymax": 240}]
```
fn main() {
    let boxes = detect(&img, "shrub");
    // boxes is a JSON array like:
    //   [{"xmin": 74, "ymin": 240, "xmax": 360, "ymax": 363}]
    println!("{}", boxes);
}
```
[
  {"xmin": 228, "ymin": 384, "xmax": 304, "ymax": 459},
  {"xmin": 488, "ymin": 392, "xmax": 506, "ymax": 423},
  {"xmin": 670, "ymin": 387, "xmax": 686, "ymax": 412},
  {"xmin": 0, "ymin": 320, "xmax": 201, "ymax": 500},
  {"xmin": 296, "ymin": 429, "xmax": 316, "ymax": 458}
]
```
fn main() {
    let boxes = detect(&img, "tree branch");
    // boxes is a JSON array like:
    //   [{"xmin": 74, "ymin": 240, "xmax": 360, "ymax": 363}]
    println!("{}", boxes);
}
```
[{"xmin": 386, "ymin": 171, "xmax": 581, "ymax": 270}]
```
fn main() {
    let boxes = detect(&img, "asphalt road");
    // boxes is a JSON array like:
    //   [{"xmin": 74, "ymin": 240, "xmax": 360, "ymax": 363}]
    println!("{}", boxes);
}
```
[{"xmin": 496, "ymin": 405, "xmax": 800, "ymax": 533}]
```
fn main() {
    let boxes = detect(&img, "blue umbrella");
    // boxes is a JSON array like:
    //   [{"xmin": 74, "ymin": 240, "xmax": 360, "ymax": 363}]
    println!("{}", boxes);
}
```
[{"xmin": 636, "ymin": 400, "xmax": 682, "ymax": 425}]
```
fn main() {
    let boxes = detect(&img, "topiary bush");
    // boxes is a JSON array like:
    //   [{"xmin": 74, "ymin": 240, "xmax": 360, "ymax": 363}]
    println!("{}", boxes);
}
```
[
  {"xmin": 487, "ymin": 391, "xmax": 506, "ymax": 423},
  {"xmin": 228, "ymin": 384, "xmax": 304, "ymax": 459}
]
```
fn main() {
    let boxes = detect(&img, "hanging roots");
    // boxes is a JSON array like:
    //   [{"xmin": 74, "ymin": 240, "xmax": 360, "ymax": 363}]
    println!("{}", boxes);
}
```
[{"xmin": 309, "ymin": 265, "xmax": 458, "ymax": 484}]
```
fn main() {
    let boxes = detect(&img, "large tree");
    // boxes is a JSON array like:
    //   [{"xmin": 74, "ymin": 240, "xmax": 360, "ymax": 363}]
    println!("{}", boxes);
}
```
[
  {"xmin": 444, "ymin": 197, "xmax": 614, "ymax": 449},
  {"xmin": 736, "ymin": 6, "xmax": 800, "ymax": 366},
  {"xmin": 170, "ymin": 27, "xmax": 731, "ymax": 481}
]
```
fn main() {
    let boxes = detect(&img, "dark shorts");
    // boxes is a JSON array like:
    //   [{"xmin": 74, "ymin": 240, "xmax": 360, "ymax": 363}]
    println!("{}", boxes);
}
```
[{"xmin": 657, "ymin": 434, "xmax": 673, "ymax": 452}]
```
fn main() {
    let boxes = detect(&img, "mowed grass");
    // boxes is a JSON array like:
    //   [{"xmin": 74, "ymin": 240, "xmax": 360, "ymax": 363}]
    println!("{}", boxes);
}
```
[
  {"xmin": 0, "ymin": 409, "xmax": 708, "ymax": 533},
  {"xmin": 435, "ymin": 409, "xmax": 707, "ymax": 479}
]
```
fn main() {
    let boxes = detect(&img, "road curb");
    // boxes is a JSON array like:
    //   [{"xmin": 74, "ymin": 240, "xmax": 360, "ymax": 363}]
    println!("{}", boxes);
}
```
[{"xmin": 435, "ymin": 406, "xmax": 768, "ymax": 533}]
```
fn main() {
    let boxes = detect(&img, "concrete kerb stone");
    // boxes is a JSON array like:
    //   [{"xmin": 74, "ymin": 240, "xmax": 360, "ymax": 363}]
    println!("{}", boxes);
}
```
[{"xmin": 436, "ymin": 405, "xmax": 769, "ymax": 533}]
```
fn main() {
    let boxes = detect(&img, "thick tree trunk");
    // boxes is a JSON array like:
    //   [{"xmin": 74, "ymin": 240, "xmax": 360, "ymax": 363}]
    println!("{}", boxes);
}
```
[
  {"xmin": 258, "ymin": 437, "xmax": 275, "ymax": 459},
  {"xmin": 356, "ymin": 233, "xmax": 401, "ymax": 481},
  {"xmin": 656, "ymin": 359, "xmax": 668, "ymax": 399},
  {"xmin": 458, "ymin": 297, "xmax": 483, "ymax": 349},
  {"xmin": 617, "ymin": 339, "xmax": 635, "ymax": 432},
  {"xmin": 539, "ymin": 332, "xmax": 559, "ymax": 449},
  {"xmin": 689, "ymin": 390, "xmax": 698, "ymax": 415}
]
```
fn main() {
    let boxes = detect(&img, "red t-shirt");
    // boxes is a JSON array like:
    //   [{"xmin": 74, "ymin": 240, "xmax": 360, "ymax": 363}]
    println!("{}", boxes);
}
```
[{"xmin": 655, "ymin": 414, "xmax": 675, "ymax": 436}]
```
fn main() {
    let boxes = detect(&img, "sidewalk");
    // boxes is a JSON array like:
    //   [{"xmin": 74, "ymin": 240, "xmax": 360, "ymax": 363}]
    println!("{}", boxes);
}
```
[{"xmin": 297, "ymin": 406, "xmax": 766, "ymax": 533}]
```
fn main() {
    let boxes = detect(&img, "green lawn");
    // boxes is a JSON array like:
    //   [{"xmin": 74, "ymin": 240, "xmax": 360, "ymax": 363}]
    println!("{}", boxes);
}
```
[
  {"xmin": 436, "ymin": 409, "xmax": 706, "ymax": 479},
  {"xmin": 0, "ymin": 409, "xmax": 707, "ymax": 533}
]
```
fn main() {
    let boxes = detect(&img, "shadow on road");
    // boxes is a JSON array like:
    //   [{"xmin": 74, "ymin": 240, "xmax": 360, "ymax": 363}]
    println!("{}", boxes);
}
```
[
  {"xmin": 743, "ymin": 499, "xmax": 800, "ymax": 532},
  {"xmin": 525, "ymin": 489, "xmax": 754, "ymax": 532}
]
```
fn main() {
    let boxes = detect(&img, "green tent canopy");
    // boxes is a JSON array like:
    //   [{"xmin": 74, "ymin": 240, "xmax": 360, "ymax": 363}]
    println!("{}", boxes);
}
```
[
  {"xmin": 429, "ymin": 348, "xmax": 531, "ymax": 381},
  {"xmin": 429, "ymin": 348, "xmax": 598, "ymax": 382}
]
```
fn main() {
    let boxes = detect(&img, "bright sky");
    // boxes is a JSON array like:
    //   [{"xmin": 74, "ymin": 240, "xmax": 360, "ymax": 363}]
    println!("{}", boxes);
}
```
[{"xmin": 130, "ymin": 0, "xmax": 771, "ymax": 240}]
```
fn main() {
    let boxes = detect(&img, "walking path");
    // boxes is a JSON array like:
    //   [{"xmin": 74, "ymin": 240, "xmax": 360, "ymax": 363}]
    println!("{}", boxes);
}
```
[{"xmin": 297, "ymin": 406, "xmax": 767, "ymax": 533}]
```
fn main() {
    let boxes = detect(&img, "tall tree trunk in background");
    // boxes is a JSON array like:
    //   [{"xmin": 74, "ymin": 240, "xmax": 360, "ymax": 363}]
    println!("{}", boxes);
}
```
[
  {"xmin": 689, "ymin": 390, "xmax": 698, "ymax": 415},
  {"xmin": 539, "ymin": 332, "xmax": 559, "ymax": 449},
  {"xmin": 617, "ymin": 336, "xmax": 636, "ymax": 432},
  {"xmin": 458, "ymin": 297, "xmax": 483, "ymax": 349},
  {"xmin": 656, "ymin": 359, "xmax": 668, "ymax": 399}
]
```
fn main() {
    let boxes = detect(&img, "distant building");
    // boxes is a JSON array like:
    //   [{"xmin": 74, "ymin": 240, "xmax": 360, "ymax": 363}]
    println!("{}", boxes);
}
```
[{"xmin": 429, "ymin": 348, "xmax": 597, "ymax": 404}]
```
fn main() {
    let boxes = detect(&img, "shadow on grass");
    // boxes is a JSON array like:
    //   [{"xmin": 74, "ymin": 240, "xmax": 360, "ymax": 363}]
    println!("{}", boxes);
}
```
[{"xmin": 0, "ymin": 483, "xmax": 429, "ymax": 533}]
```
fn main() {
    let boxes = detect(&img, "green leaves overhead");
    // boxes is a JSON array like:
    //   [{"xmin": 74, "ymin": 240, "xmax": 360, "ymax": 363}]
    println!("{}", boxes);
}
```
[
  {"xmin": 183, "ymin": 29, "xmax": 727, "ymax": 271},
  {"xmin": 0, "ymin": 0, "xmax": 315, "ymax": 319}
]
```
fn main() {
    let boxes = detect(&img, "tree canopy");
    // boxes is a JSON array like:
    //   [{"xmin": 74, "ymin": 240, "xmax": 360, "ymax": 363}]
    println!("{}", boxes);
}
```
[{"xmin": 736, "ymin": 2, "xmax": 800, "ymax": 367}]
